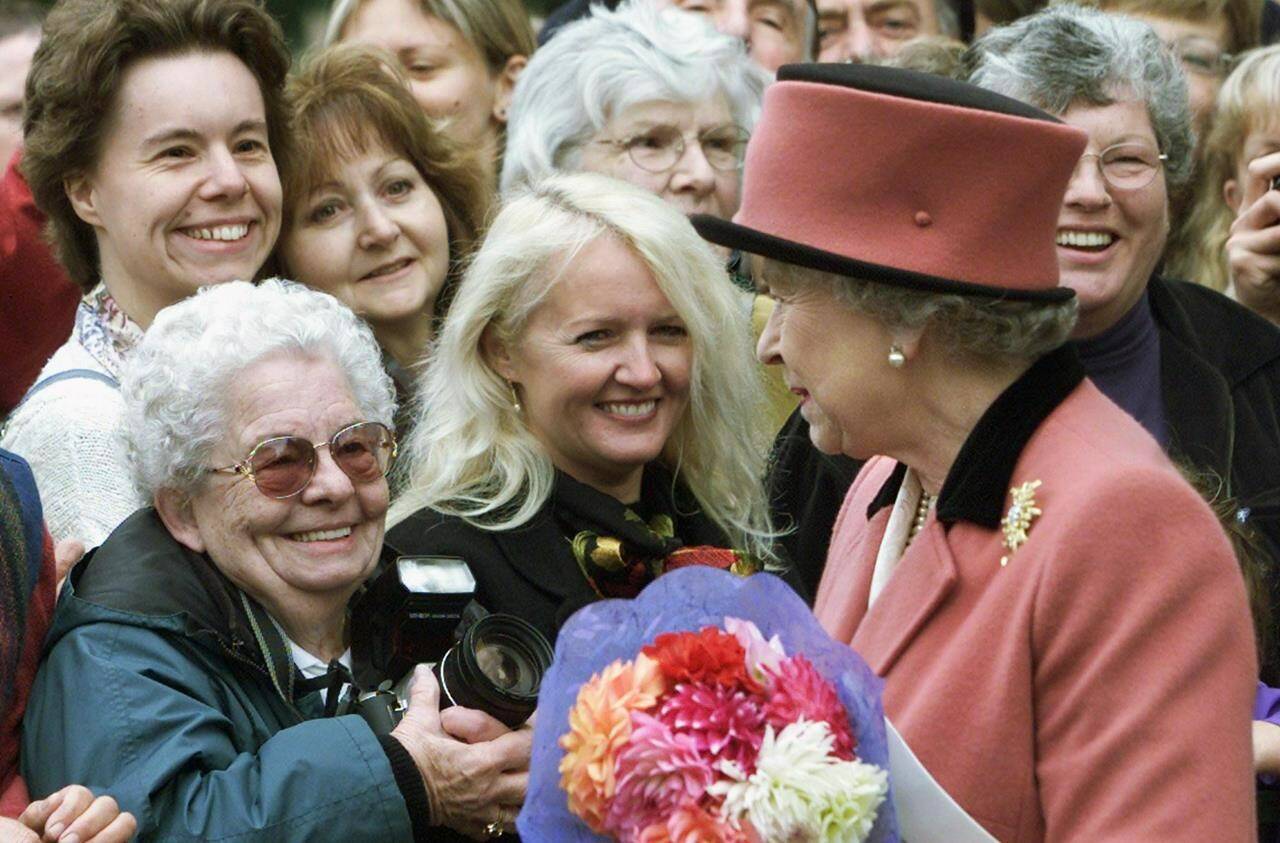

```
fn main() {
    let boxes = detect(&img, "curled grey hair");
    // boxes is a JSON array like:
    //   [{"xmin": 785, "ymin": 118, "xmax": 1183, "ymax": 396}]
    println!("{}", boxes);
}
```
[
  {"xmin": 500, "ymin": 0, "xmax": 768, "ymax": 195},
  {"xmin": 121, "ymin": 279, "xmax": 396, "ymax": 499},
  {"xmin": 762, "ymin": 259, "xmax": 1078, "ymax": 360},
  {"xmin": 965, "ymin": 3, "xmax": 1193, "ymax": 187}
]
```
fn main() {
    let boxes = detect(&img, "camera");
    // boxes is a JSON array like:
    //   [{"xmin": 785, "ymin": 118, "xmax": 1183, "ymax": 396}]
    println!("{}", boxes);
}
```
[{"xmin": 348, "ymin": 554, "xmax": 554, "ymax": 733}]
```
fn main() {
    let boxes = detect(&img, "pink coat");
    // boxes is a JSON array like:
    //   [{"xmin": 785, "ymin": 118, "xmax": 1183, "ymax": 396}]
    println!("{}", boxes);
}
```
[{"xmin": 815, "ymin": 379, "xmax": 1257, "ymax": 842}]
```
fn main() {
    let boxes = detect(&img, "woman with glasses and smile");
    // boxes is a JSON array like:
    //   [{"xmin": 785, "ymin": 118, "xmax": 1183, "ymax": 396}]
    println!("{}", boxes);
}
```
[
  {"xmin": 972, "ymin": 3, "xmax": 1280, "ymax": 794},
  {"xmin": 501, "ymin": 0, "xmax": 765, "ymax": 222},
  {"xmin": 21, "ymin": 280, "xmax": 532, "ymax": 841}
]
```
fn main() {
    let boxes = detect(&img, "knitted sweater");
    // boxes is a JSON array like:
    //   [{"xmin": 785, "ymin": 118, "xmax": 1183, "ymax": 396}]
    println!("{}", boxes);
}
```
[{"xmin": 0, "ymin": 286, "xmax": 144, "ymax": 548}]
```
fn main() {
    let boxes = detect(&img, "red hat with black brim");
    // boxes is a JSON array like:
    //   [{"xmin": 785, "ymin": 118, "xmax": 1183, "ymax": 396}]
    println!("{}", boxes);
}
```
[{"xmin": 691, "ymin": 63, "xmax": 1088, "ymax": 303}]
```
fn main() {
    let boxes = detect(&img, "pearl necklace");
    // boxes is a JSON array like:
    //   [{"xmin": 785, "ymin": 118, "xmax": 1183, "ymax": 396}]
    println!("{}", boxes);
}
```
[{"xmin": 906, "ymin": 491, "xmax": 935, "ymax": 546}]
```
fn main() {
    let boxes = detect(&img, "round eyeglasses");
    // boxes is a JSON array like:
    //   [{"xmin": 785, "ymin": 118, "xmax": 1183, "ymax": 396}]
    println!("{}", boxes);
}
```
[
  {"xmin": 1076, "ymin": 142, "xmax": 1168, "ymax": 191},
  {"xmin": 596, "ymin": 125, "xmax": 751, "ymax": 173},
  {"xmin": 209, "ymin": 421, "xmax": 397, "ymax": 499}
]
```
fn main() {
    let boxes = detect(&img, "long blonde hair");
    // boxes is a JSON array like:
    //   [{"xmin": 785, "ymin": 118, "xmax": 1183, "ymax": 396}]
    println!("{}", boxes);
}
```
[
  {"xmin": 388, "ymin": 173, "xmax": 776, "ymax": 561},
  {"xmin": 1167, "ymin": 45, "xmax": 1280, "ymax": 291}
]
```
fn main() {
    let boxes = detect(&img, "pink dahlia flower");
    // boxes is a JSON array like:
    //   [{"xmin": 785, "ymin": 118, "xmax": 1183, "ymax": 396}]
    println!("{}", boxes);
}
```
[
  {"xmin": 604, "ymin": 712, "xmax": 717, "ymax": 840},
  {"xmin": 656, "ymin": 681, "xmax": 767, "ymax": 770},
  {"xmin": 762, "ymin": 655, "xmax": 857, "ymax": 759}
]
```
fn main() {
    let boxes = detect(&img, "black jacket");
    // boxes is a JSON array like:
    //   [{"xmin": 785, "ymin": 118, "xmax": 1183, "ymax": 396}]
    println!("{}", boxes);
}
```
[{"xmin": 387, "ymin": 475, "xmax": 806, "ymax": 645}]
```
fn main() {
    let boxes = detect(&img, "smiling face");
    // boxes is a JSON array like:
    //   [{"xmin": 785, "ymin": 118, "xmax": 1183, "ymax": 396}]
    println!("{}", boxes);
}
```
[
  {"xmin": 665, "ymin": 0, "xmax": 808, "ymax": 72},
  {"xmin": 578, "ymin": 98, "xmax": 743, "ymax": 221},
  {"xmin": 173, "ymin": 353, "xmax": 388, "ymax": 618},
  {"xmin": 1055, "ymin": 100, "xmax": 1169, "ymax": 338},
  {"xmin": 755, "ymin": 268, "xmax": 897, "ymax": 458},
  {"xmin": 815, "ymin": 0, "xmax": 940, "ymax": 63},
  {"xmin": 66, "ymin": 50, "xmax": 282, "ymax": 327},
  {"xmin": 341, "ymin": 0, "xmax": 504, "ymax": 157},
  {"xmin": 488, "ymin": 235, "xmax": 693, "ymax": 502},
  {"xmin": 280, "ymin": 142, "xmax": 450, "ymax": 340}
]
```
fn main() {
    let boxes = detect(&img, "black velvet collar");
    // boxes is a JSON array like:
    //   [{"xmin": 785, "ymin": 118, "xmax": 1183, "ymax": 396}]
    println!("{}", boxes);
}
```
[{"xmin": 867, "ymin": 344, "xmax": 1085, "ymax": 528}]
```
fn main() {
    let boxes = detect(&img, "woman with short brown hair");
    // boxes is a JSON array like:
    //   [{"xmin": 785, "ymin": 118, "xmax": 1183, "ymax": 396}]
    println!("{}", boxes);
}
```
[
  {"xmin": 1, "ymin": 0, "xmax": 289, "ymax": 548},
  {"xmin": 278, "ymin": 44, "xmax": 491, "ymax": 439}
]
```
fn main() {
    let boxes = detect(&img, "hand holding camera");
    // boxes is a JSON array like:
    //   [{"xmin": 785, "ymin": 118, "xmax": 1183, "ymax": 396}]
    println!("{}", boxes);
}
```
[
  {"xmin": 389, "ymin": 665, "xmax": 532, "ymax": 839},
  {"xmin": 1226, "ymin": 151, "xmax": 1280, "ymax": 322},
  {"xmin": 346, "ymin": 554, "xmax": 552, "ymax": 837}
]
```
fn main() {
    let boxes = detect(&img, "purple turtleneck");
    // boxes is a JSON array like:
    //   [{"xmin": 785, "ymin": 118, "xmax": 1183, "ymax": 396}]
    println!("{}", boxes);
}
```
[{"xmin": 1071, "ymin": 291, "xmax": 1169, "ymax": 448}]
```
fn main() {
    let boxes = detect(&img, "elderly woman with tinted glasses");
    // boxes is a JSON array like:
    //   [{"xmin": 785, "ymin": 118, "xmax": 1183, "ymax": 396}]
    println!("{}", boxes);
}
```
[{"xmin": 21, "ymin": 280, "xmax": 531, "ymax": 841}]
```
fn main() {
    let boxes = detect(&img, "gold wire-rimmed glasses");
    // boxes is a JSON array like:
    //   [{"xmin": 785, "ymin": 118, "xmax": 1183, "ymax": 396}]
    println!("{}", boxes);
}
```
[
  {"xmin": 1076, "ymin": 142, "xmax": 1169, "ymax": 191},
  {"xmin": 595, "ymin": 124, "xmax": 751, "ymax": 173},
  {"xmin": 208, "ymin": 421, "xmax": 397, "ymax": 499}
]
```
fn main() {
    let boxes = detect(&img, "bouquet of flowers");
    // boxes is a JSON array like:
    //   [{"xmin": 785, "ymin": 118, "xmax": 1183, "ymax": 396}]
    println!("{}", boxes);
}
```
[{"xmin": 518, "ymin": 567, "xmax": 898, "ymax": 843}]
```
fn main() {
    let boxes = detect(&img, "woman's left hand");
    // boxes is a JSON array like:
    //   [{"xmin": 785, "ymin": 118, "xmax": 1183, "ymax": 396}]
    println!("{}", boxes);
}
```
[
  {"xmin": 18, "ymin": 785, "xmax": 138, "ymax": 842},
  {"xmin": 1255, "ymin": 720, "xmax": 1280, "ymax": 776}
]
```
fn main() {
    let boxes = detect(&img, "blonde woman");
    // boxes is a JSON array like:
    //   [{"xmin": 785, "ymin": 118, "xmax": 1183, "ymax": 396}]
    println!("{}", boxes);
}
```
[
  {"xmin": 387, "ymin": 173, "xmax": 787, "ymax": 641},
  {"xmin": 1168, "ymin": 45, "xmax": 1280, "ymax": 323}
]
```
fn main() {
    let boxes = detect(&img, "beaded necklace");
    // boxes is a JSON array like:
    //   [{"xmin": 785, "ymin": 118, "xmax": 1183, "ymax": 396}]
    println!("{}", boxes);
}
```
[{"xmin": 905, "ymin": 491, "xmax": 935, "ymax": 546}]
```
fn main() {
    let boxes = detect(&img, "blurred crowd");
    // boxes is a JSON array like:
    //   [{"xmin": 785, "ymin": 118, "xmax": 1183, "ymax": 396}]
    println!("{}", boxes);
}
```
[{"xmin": 0, "ymin": 0, "xmax": 1278, "ymax": 840}]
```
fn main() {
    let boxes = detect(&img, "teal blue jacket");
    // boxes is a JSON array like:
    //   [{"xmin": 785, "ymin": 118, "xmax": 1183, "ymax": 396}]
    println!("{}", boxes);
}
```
[{"xmin": 21, "ymin": 509, "xmax": 417, "ymax": 841}]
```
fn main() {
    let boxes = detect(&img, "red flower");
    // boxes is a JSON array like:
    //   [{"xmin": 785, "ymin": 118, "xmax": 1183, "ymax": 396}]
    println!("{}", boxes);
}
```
[
  {"xmin": 762, "ymin": 655, "xmax": 858, "ymax": 759},
  {"xmin": 642, "ymin": 627, "xmax": 759, "ymax": 690}
]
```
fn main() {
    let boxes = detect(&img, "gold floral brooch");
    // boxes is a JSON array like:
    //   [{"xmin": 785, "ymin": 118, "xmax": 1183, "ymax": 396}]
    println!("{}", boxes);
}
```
[{"xmin": 1000, "ymin": 479, "xmax": 1042, "ymax": 567}]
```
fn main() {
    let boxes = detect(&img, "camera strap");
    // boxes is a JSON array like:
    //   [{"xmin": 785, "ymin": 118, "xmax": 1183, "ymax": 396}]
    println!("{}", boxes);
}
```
[{"xmin": 295, "ymin": 659, "xmax": 356, "ymax": 718}]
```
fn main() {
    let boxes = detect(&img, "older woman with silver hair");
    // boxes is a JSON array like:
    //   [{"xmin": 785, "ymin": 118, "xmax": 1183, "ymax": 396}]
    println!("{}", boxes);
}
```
[
  {"xmin": 501, "ymin": 0, "xmax": 766, "ymax": 223},
  {"xmin": 696, "ymin": 61, "xmax": 1256, "ymax": 839},
  {"xmin": 21, "ymin": 280, "xmax": 531, "ymax": 841},
  {"xmin": 969, "ymin": 3, "xmax": 1280, "ymax": 783},
  {"xmin": 387, "ymin": 172, "xmax": 787, "ymax": 642}
]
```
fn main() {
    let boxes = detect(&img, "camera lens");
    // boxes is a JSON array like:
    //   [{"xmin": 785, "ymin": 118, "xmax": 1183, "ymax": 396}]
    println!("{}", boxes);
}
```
[
  {"xmin": 434, "ymin": 614, "xmax": 553, "ymax": 728},
  {"xmin": 474, "ymin": 639, "xmax": 532, "ymax": 693}
]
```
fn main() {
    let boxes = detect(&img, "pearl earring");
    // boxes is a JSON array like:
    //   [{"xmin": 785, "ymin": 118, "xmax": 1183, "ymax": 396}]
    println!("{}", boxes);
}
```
[
  {"xmin": 888, "ymin": 344, "xmax": 906, "ymax": 368},
  {"xmin": 508, "ymin": 381, "xmax": 522, "ymax": 413}
]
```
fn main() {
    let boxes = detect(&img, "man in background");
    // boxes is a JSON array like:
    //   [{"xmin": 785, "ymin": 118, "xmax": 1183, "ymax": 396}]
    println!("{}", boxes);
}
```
[{"xmin": 815, "ymin": 0, "xmax": 962, "ymax": 62}]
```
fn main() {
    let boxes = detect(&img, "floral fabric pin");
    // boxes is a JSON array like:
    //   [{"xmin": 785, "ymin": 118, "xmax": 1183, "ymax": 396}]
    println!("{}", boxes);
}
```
[{"xmin": 1000, "ymin": 479, "xmax": 1042, "ymax": 567}]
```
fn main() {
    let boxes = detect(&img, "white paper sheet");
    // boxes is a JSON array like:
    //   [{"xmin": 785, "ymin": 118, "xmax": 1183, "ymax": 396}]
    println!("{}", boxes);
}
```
[{"xmin": 886, "ymin": 718, "xmax": 999, "ymax": 842}]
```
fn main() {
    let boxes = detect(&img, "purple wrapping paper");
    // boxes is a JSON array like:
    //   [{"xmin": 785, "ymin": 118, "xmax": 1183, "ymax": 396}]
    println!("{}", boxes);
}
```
[{"xmin": 517, "ymin": 567, "xmax": 900, "ymax": 842}]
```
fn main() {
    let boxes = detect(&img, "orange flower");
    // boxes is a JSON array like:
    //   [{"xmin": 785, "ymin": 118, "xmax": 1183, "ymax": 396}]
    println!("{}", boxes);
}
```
[
  {"xmin": 636, "ymin": 803, "xmax": 755, "ymax": 842},
  {"xmin": 560, "ymin": 653, "xmax": 666, "ymax": 832}
]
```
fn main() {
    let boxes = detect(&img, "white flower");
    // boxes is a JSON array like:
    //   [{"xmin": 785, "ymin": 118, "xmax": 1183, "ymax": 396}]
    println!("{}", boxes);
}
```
[
  {"xmin": 724, "ymin": 617, "xmax": 787, "ymax": 684},
  {"xmin": 709, "ymin": 720, "xmax": 888, "ymax": 843}
]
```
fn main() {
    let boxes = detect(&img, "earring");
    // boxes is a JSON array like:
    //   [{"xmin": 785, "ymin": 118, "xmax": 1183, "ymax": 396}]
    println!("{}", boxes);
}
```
[
  {"xmin": 887, "ymin": 344, "xmax": 906, "ymax": 368},
  {"xmin": 496, "ymin": 106, "xmax": 508, "ymax": 120},
  {"xmin": 507, "ymin": 381, "xmax": 522, "ymax": 413}
]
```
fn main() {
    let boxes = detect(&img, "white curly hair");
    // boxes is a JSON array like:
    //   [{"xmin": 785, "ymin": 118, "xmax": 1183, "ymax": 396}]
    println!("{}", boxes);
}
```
[{"xmin": 121, "ymin": 279, "xmax": 396, "ymax": 499}]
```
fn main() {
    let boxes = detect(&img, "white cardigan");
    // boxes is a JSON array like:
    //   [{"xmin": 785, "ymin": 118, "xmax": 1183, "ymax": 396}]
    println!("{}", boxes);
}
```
[{"xmin": 2, "ymin": 309, "xmax": 143, "ymax": 549}]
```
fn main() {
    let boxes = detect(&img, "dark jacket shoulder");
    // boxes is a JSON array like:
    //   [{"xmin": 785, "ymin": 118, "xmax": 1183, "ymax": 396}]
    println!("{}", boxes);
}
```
[{"xmin": 1150, "ymin": 276, "xmax": 1280, "ymax": 386}]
